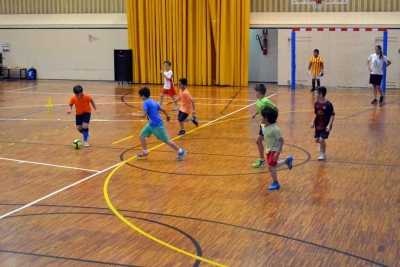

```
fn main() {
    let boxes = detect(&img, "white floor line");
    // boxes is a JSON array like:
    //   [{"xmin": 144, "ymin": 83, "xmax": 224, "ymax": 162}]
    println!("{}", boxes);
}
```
[
  {"xmin": 0, "ymin": 102, "xmax": 251, "ymax": 109},
  {"xmin": 6, "ymin": 86, "xmax": 37, "ymax": 93},
  {"xmin": 0, "ymin": 161, "xmax": 122, "ymax": 220},
  {"xmin": 0, "ymin": 157, "xmax": 100, "ymax": 173},
  {"xmin": 0, "ymin": 93, "xmax": 276, "ymax": 220}
]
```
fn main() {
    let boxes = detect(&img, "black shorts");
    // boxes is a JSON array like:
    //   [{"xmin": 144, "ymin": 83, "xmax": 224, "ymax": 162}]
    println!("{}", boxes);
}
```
[
  {"xmin": 369, "ymin": 74, "xmax": 383, "ymax": 86},
  {"xmin": 258, "ymin": 125, "xmax": 263, "ymax": 136},
  {"xmin": 76, "ymin": 112, "xmax": 91, "ymax": 125},
  {"xmin": 314, "ymin": 129, "xmax": 330, "ymax": 139},
  {"xmin": 178, "ymin": 110, "xmax": 189, "ymax": 122}
]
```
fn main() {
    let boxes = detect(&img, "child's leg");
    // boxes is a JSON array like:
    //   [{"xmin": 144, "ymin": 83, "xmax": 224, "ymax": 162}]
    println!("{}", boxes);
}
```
[
  {"xmin": 139, "ymin": 135, "xmax": 147, "ymax": 151},
  {"xmin": 373, "ymin": 85, "xmax": 378, "ymax": 99},
  {"xmin": 253, "ymin": 126, "xmax": 266, "ymax": 168},
  {"xmin": 269, "ymin": 159, "xmax": 287, "ymax": 181},
  {"xmin": 165, "ymin": 140, "xmax": 179, "ymax": 152},
  {"xmin": 312, "ymin": 78, "xmax": 316, "ymax": 89},
  {"xmin": 82, "ymin": 122, "xmax": 89, "ymax": 142},
  {"xmin": 76, "ymin": 125, "xmax": 82, "ymax": 133},
  {"xmin": 256, "ymin": 135, "xmax": 264, "ymax": 159},
  {"xmin": 159, "ymin": 94, "xmax": 165, "ymax": 106},
  {"xmin": 317, "ymin": 79, "xmax": 321, "ymax": 87},
  {"xmin": 319, "ymin": 137, "xmax": 326, "ymax": 153},
  {"xmin": 137, "ymin": 124, "xmax": 152, "ymax": 157}
]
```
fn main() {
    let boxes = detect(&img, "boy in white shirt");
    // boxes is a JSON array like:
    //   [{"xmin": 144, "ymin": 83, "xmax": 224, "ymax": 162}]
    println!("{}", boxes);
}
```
[{"xmin": 159, "ymin": 60, "xmax": 179, "ymax": 111}]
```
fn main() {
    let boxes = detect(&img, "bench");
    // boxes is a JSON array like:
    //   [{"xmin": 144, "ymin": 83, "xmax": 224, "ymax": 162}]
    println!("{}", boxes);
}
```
[{"xmin": 3, "ymin": 67, "xmax": 27, "ymax": 79}]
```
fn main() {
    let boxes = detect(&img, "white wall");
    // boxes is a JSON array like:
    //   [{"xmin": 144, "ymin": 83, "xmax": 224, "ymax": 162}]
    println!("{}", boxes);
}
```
[
  {"xmin": 277, "ymin": 29, "xmax": 400, "ymax": 88},
  {"xmin": 0, "ymin": 28, "xmax": 128, "ymax": 80},
  {"xmin": 248, "ymin": 29, "xmax": 278, "ymax": 83}
]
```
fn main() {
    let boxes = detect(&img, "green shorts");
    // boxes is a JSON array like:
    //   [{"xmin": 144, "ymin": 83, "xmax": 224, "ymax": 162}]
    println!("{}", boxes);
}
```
[{"xmin": 140, "ymin": 123, "xmax": 170, "ymax": 143}]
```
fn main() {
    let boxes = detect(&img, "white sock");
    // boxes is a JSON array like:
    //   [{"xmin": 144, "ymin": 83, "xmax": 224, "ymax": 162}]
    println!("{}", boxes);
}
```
[
  {"xmin": 178, "ymin": 148, "xmax": 182, "ymax": 153},
  {"xmin": 143, "ymin": 149, "xmax": 148, "ymax": 154}
]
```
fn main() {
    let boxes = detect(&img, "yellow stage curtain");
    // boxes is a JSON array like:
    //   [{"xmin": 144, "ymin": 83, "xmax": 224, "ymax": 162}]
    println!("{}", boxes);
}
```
[{"xmin": 126, "ymin": 0, "xmax": 249, "ymax": 86}]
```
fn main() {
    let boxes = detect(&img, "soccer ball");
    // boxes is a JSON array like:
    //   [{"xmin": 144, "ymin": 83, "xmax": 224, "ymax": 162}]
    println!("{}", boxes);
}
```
[{"xmin": 72, "ymin": 139, "xmax": 82, "ymax": 149}]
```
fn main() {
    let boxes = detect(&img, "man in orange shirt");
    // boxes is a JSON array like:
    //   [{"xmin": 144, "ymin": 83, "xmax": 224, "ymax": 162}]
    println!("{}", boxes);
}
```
[
  {"xmin": 167, "ymin": 78, "xmax": 198, "ymax": 135},
  {"xmin": 67, "ymin": 85, "xmax": 100, "ymax": 147}
]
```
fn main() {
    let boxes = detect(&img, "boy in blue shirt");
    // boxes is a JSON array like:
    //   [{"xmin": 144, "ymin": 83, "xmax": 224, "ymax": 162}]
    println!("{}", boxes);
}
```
[{"xmin": 132, "ymin": 87, "xmax": 186, "ymax": 161}]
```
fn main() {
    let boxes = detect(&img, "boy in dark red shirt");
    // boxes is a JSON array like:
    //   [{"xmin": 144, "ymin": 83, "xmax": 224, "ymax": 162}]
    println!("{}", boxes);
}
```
[{"xmin": 310, "ymin": 86, "xmax": 335, "ymax": 160}]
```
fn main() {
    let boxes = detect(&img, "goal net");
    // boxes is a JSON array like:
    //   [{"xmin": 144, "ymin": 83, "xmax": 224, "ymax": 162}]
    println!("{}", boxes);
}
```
[{"xmin": 291, "ymin": 28, "xmax": 388, "ymax": 89}]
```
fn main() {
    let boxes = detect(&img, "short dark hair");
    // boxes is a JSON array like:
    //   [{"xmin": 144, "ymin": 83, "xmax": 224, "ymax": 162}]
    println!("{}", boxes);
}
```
[
  {"xmin": 314, "ymin": 49, "xmax": 319, "ymax": 54},
  {"xmin": 138, "ymin": 87, "xmax": 150, "ymax": 98},
  {"xmin": 255, "ymin": 84, "xmax": 266, "ymax": 95},
  {"xmin": 164, "ymin": 60, "xmax": 172, "ymax": 66},
  {"xmin": 317, "ymin": 86, "xmax": 327, "ymax": 97},
  {"xmin": 179, "ymin": 78, "xmax": 187, "ymax": 85},
  {"xmin": 261, "ymin": 107, "xmax": 278, "ymax": 124},
  {"xmin": 73, "ymin": 85, "xmax": 83, "ymax": 94}
]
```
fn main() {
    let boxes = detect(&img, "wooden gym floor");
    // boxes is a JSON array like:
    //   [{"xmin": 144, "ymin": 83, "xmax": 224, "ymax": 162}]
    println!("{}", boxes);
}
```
[{"xmin": 0, "ymin": 80, "xmax": 399, "ymax": 267}]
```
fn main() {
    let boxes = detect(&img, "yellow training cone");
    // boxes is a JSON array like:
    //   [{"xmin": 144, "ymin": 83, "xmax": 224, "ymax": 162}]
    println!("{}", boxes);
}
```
[{"xmin": 46, "ymin": 96, "xmax": 53, "ymax": 109}]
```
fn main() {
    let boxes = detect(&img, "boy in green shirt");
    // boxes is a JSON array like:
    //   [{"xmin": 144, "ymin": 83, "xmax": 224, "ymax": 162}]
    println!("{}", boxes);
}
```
[{"xmin": 251, "ymin": 84, "xmax": 278, "ymax": 167}]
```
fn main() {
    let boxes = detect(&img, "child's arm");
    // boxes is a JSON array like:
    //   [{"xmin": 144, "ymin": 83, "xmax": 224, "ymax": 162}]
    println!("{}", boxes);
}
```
[
  {"xmin": 326, "ymin": 114, "xmax": 335, "ymax": 132},
  {"xmin": 191, "ymin": 99, "xmax": 196, "ymax": 116},
  {"xmin": 67, "ymin": 104, "xmax": 73, "ymax": 114},
  {"xmin": 90, "ymin": 99, "xmax": 100, "ymax": 114},
  {"xmin": 310, "ymin": 114, "xmax": 317, "ymax": 128},
  {"xmin": 132, "ymin": 109, "xmax": 148, "ymax": 118},
  {"xmin": 167, "ymin": 96, "xmax": 181, "ymax": 105},
  {"xmin": 158, "ymin": 107, "xmax": 171, "ymax": 122},
  {"xmin": 273, "ymin": 138, "xmax": 284, "ymax": 161},
  {"xmin": 251, "ymin": 110, "xmax": 259, "ymax": 119},
  {"xmin": 160, "ymin": 70, "xmax": 173, "ymax": 80}
]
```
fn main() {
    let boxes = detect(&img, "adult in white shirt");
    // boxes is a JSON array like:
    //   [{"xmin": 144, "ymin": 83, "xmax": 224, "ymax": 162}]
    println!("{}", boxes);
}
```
[
  {"xmin": 367, "ymin": 45, "xmax": 392, "ymax": 104},
  {"xmin": 159, "ymin": 60, "xmax": 178, "ymax": 111}
]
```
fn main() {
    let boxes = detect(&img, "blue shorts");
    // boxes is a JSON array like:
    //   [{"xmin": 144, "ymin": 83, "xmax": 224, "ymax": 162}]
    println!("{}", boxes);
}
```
[
  {"xmin": 76, "ymin": 112, "xmax": 91, "ymax": 125},
  {"xmin": 140, "ymin": 124, "xmax": 170, "ymax": 143},
  {"xmin": 314, "ymin": 129, "xmax": 330, "ymax": 139}
]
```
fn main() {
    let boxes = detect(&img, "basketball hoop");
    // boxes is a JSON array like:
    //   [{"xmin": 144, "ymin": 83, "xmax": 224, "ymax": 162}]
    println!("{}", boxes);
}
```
[{"xmin": 311, "ymin": 0, "xmax": 324, "ymax": 10}]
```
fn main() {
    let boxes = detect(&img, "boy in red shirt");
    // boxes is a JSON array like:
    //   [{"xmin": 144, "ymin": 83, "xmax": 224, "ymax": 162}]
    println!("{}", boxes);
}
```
[
  {"xmin": 167, "ymin": 78, "xmax": 198, "ymax": 135},
  {"xmin": 67, "ymin": 85, "xmax": 100, "ymax": 147}
]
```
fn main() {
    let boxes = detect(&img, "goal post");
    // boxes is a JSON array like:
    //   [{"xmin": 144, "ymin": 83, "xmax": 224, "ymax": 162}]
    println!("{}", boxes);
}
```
[{"xmin": 290, "ymin": 28, "xmax": 389, "ymax": 92}]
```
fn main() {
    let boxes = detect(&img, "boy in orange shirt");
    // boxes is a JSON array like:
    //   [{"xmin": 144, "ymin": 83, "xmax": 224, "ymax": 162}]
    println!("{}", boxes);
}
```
[
  {"xmin": 167, "ymin": 78, "xmax": 198, "ymax": 135},
  {"xmin": 67, "ymin": 85, "xmax": 100, "ymax": 147}
]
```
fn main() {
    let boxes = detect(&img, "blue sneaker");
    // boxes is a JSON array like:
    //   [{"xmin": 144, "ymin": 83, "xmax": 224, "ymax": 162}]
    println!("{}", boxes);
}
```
[
  {"xmin": 268, "ymin": 182, "xmax": 280, "ymax": 190},
  {"xmin": 177, "ymin": 150, "xmax": 186, "ymax": 161},
  {"xmin": 286, "ymin": 156, "xmax": 293, "ymax": 170}
]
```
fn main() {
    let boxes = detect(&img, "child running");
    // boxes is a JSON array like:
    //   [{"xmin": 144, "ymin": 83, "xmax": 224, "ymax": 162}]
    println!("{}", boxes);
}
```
[
  {"xmin": 310, "ymin": 86, "xmax": 335, "ymax": 161},
  {"xmin": 251, "ymin": 84, "xmax": 278, "ymax": 168},
  {"xmin": 67, "ymin": 85, "xmax": 100, "ymax": 147},
  {"xmin": 167, "ymin": 78, "xmax": 199, "ymax": 135},
  {"xmin": 260, "ymin": 107, "xmax": 293, "ymax": 190},
  {"xmin": 159, "ymin": 60, "xmax": 179, "ymax": 111},
  {"xmin": 132, "ymin": 87, "xmax": 186, "ymax": 161}
]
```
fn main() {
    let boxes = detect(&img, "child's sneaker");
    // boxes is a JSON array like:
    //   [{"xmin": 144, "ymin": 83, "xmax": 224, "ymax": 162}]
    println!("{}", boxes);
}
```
[
  {"xmin": 178, "ymin": 129, "xmax": 186, "ymax": 135},
  {"xmin": 172, "ymin": 106, "xmax": 179, "ymax": 111},
  {"xmin": 317, "ymin": 152, "xmax": 326, "ymax": 161},
  {"xmin": 268, "ymin": 182, "xmax": 280, "ymax": 190},
  {"xmin": 137, "ymin": 152, "xmax": 149, "ymax": 159},
  {"xmin": 371, "ymin": 99, "xmax": 378, "ymax": 104},
  {"xmin": 84, "ymin": 141, "xmax": 89, "ymax": 147},
  {"xmin": 192, "ymin": 116, "xmax": 199, "ymax": 127},
  {"xmin": 177, "ymin": 150, "xmax": 186, "ymax": 161},
  {"xmin": 379, "ymin": 96, "xmax": 384, "ymax": 103},
  {"xmin": 286, "ymin": 156, "xmax": 293, "ymax": 170},
  {"xmin": 252, "ymin": 159, "xmax": 266, "ymax": 168}
]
